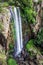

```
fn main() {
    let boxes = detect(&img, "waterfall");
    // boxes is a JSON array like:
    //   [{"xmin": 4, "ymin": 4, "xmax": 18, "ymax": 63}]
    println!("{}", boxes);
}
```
[
  {"xmin": 10, "ymin": 7, "xmax": 23, "ymax": 57},
  {"xmin": 17, "ymin": 8, "xmax": 23, "ymax": 50}
]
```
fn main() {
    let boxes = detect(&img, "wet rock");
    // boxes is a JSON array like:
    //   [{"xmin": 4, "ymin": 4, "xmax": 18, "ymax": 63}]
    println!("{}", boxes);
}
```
[{"xmin": 15, "ymin": 47, "xmax": 43, "ymax": 65}]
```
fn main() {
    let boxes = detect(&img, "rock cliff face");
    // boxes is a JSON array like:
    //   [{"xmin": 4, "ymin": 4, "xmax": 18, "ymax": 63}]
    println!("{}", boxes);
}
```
[
  {"xmin": 0, "ymin": 8, "xmax": 11, "ymax": 65},
  {"xmin": 0, "ymin": 8, "xmax": 11, "ymax": 39},
  {"xmin": 0, "ymin": 7, "xmax": 11, "ymax": 49},
  {"xmin": 32, "ymin": 2, "xmax": 43, "ymax": 35}
]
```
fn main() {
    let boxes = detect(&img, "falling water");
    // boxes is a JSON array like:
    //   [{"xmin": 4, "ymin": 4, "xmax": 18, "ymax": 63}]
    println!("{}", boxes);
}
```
[
  {"xmin": 10, "ymin": 7, "xmax": 23, "ymax": 57},
  {"xmin": 17, "ymin": 8, "xmax": 23, "ymax": 50}
]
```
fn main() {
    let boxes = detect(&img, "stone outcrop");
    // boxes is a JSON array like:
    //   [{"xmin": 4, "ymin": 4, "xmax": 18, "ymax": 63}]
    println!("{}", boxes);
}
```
[
  {"xmin": 0, "ymin": 7, "xmax": 11, "ymax": 49},
  {"xmin": 0, "ymin": 8, "xmax": 11, "ymax": 39},
  {"xmin": 32, "ymin": 1, "xmax": 43, "ymax": 35},
  {"xmin": 0, "ymin": 7, "xmax": 11, "ymax": 65}
]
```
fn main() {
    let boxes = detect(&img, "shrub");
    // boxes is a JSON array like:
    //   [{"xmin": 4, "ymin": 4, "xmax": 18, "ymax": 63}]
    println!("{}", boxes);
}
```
[
  {"xmin": 9, "ymin": 43, "xmax": 14, "ymax": 49},
  {"xmin": 24, "ymin": 8, "xmax": 36, "ymax": 24},
  {"xmin": 26, "ymin": 39, "xmax": 34, "ymax": 51},
  {"xmin": 8, "ymin": 43, "xmax": 14, "ymax": 55},
  {"xmin": 34, "ymin": 28, "xmax": 43, "ymax": 47},
  {"xmin": 7, "ymin": 58, "xmax": 18, "ymax": 65}
]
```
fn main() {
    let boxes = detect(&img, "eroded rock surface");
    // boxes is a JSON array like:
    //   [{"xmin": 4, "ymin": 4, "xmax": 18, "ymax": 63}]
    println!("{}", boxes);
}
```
[{"xmin": 0, "ymin": 7, "xmax": 11, "ymax": 65}]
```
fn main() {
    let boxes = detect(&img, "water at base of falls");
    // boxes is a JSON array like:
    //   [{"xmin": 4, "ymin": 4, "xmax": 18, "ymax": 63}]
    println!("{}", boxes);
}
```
[{"xmin": 10, "ymin": 7, "xmax": 23, "ymax": 57}]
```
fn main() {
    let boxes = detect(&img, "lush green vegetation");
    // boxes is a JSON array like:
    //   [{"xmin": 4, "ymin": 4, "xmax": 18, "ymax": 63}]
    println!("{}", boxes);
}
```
[
  {"xmin": 7, "ymin": 42, "xmax": 18, "ymax": 65},
  {"xmin": 0, "ymin": 0, "xmax": 36, "ymax": 24},
  {"xmin": 26, "ymin": 39, "xmax": 41, "ymax": 58},
  {"xmin": 7, "ymin": 43, "xmax": 16, "ymax": 65},
  {"xmin": 0, "ymin": 0, "xmax": 43, "ymax": 65},
  {"xmin": 8, "ymin": 43, "xmax": 14, "ymax": 54},
  {"xmin": 26, "ymin": 28, "xmax": 43, "ymax": 56},
  {"xmin": 34, "ymin": 28, "xmax": 43, "ymax": 47},
  {"xmin": 18, "ymin": 0, "xmax": 36, "ymax": 24},
  {"xmin": 7, "ymin": 58, "xmax": 17, "ymax": 65},
  {"xmin": 26, "ymin": 40, "xmax": 34, "ymax": 51}
]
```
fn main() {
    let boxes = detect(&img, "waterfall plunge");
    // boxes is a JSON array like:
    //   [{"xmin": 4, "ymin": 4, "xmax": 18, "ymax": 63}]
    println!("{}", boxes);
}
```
[{"xmin": 10, "ymin": 7, "xmax": 23, "ymax": 57}]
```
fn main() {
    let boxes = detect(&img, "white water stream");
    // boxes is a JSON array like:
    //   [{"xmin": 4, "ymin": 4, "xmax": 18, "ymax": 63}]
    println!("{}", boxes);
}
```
[{"xmin": 10, "ymin": 7, "xmax": 23, "ymax": 57}]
